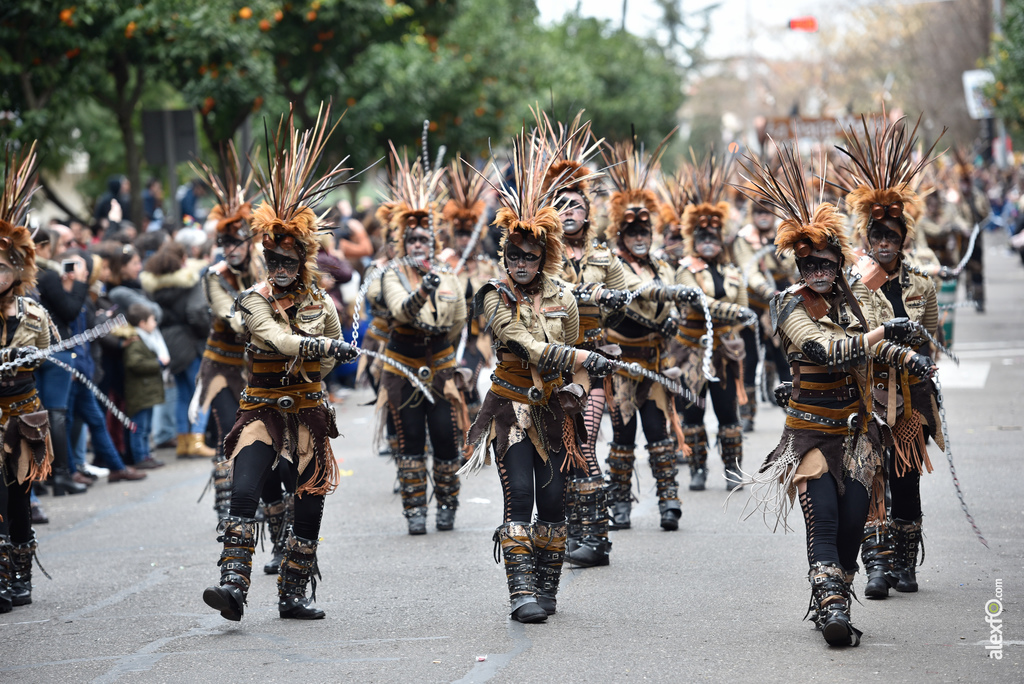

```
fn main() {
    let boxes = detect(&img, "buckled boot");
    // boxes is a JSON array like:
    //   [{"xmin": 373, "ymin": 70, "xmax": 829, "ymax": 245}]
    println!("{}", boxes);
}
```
[
  {"xmin": 278, "ymin": 533, "xmax": 325, "ymax": 619},
  {"xmin": 10, "ymin": 533, "xmax": 47, "ymax": 607},
  {"xmin": 493, "ymin": 522, "xmax": 547, "ymax": 623},
  {"xmin": 860, "ymin": 523, "xmax": 894, "ymax": 599},
  {"xmin": 683, "ymin": 424, "xmax": 708, "ymax": 491},
  {"xmin": 605, "ymin": 443, "xmax": 635, "ymax": 530},
  {"xmin": 740, "ymin": 387, "xmax": 757, "ymax": 432},
  {"xmin": 533, "ymin": 519, "xmax": 568, "ymax": 615},
  {"xmin": 565, "ymin": 475, "xmax": 611, "ymax": 568},
  {"xmin": 396, "ymin": 456, "xmax": 428, "ymax": 535},
  {"xmin": 212, "ymin": 457, "xmax": 233, "ymax": 524},
  {"xmin": 262, "ymin": 497, "xmax": 291, "ymax": 575},
  {"xmin": 806, "ymin": 562, "xmax": 862, "ymax": 647},
  {"xmin": 48, "ymin": 409, "xmax": 87, "ymax": 496},
  {"xmin": 719, "ymin": 424, "xmax": 744, "ymax": 491},
  {"xmin": 649, "ymin": 439, "xmax": 682, "ymax": 531},
  {"xmin": 0, "ymin": 537, "xmax": 13, "ymax": 614},
  {"xmin": 203, "ymin": 516, "xmax": 258, "ymax": 621},
  {"xmin": 889, "ymin": 517, "xmax": 924, "ymax": 593},
  {"xmin": 433, "ymin": 458, "xmax": 460, "ymax": 531}
]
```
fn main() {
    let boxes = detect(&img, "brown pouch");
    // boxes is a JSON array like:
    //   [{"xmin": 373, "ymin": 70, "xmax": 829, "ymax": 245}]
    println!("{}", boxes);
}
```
[
  {"xmin": 721, "ymin": 336, "xmax": 746, "ymax": 362},
  {"xmin": 871, "ymin": 387, "xmax": 904, "ymax": 420},
  {"xmin": 17, "ymin": 410, "xmax": 49, "ymax": 444},
  {"xmin": 452, "ymin": 367, "xmax": 474, "ymax": 392},
  {"xmin": 556, "ymin": 383, "xmax": 585, "ymax": 416}
]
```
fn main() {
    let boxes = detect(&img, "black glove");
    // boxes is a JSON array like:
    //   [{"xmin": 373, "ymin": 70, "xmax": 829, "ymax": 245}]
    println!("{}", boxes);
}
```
[
  {"xmin": 327, "ymin": 339, "xmax": 358, "ymax": 363},
  {"xmin": 773, "ymin": 381, "xmax": 793, "ymax": 408},
  {"xmin": 1, "ymin": 346, "xmax": 38, "ymax": 372},
  {"xmin": 937, "ymin": 266, "xmax": 957, "ymax": 281},
  {"xmin": 673, "ymin": 285, "xmax": 703, "ymax": 306},
  {"xmin": 905, "ymin": 352, "xmax": 935, "ymax": 379},
  {"xmin": 736, "ymin": 306, "xmax": 758, "ymax": 327},
  {"xmin": 598, "ymin": 288, "xmax": 629, "ymax": 312},
  {"xmin": 581, "ymin": 352, "xmax": 612, "ymax": 378},
  {"xmin": 883, "ymin": 317, "xmax": 920, "ymax": 343},
  {"xmin": 421, "ymin": 271, "xmax": 441, "ymax": 293},
  {"xmin": 658, "ymin": 316, "xmax": 679, "ymax": 338}
]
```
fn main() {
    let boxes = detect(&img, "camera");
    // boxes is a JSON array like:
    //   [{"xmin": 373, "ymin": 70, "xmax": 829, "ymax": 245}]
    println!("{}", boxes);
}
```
[{"xmin": 61, "ymin": 259, "xmax": 76, "ymax": 274}]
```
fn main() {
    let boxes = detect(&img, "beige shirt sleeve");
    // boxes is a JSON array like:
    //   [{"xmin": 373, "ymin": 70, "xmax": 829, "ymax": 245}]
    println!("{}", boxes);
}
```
[
  {"xmin": 483, "ymin": 286, "xmax": 580, "ymax": 365},
  {"xmin": 239, "ymin": 291, "xmax": 303, "ymax": 357},
  {"xmin": 205, "ymin": 270, "xmax": 245, "ymax": 334},
  {"xmin": 319, "ymin": 296, "xmax": 342, "ymax": 375}
]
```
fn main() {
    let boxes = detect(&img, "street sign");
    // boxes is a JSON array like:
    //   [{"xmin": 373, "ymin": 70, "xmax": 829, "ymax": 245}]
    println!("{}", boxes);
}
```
[{"xmin": 962, "ymin": 69, "xmax": 995, "ymax": 121}]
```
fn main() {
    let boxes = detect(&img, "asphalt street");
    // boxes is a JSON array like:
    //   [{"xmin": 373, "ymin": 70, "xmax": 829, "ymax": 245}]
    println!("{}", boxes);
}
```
[{"xmin": 3, "ymin": 244, "xmax": 1022, "ymax": 683}]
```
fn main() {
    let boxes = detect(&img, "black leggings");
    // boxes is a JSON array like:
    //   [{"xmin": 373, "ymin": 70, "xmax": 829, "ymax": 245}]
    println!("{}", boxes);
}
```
[
  {"xmin": 497, "ymin": 440, "xmax": 567, "ymax": 523},
  {"xmin": 0, "ymin": 471, "xmax": 32, "ymax": 544},
  {"xmin": 679, "ymin": 360, "xmax": 740, "ymax": 426},
  {"xmin": 610, "ymin": 399, "xmax": 668, "ymax": 447},
  {"xmin": 209, "ymin": 388, "xmax": 239, "ymax": 454},
  {"xmin": 230, "ymin": 442, "xmax": 324, "ymax": 540},
  {"xmin": 389, "ymin": 382, "xmax": 461, "ymax": 460},
  {"xmin": 799, "ymin": 473, "xmax": 869, "ymax": 573},
  {"xmin": 887, "ymin": 447, "xmax": 922, "ymax": 521}
]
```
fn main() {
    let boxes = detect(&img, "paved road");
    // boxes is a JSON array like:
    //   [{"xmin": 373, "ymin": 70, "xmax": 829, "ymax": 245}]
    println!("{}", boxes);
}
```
[{"xmin": 4, "ymin": 246, "xmax": 1022, "ymax": 683}]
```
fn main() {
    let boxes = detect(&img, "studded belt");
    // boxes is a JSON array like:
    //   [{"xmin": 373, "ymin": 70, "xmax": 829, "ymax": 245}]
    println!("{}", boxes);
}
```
[{"xmin": 785, "ymin": 406, "xmax": 858, "ymax": 430}]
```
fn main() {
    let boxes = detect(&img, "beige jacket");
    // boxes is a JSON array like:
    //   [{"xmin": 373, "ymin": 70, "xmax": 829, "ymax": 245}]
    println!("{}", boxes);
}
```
[
  {"xmin": 237, "ymin": 284, "xmax": 342, "ymax": 375},
  {"xmin": 482, "ymin": 277, "xmax": 580, "ymax": 362},
  {"xmin": 382, "ymin": 266, "xmax": 467, "ymax": 343}
]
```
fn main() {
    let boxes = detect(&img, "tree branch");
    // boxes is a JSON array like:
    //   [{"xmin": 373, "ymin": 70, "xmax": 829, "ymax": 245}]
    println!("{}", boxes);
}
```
[{"xmin": 38, "ymin": 175, "xmax": 91, "ymax": 226}]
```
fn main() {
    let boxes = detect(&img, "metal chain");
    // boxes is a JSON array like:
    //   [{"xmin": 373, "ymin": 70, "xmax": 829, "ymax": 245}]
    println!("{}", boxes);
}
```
[
  {"xmin": 0, "ymin": 314, "xmax": 128, "ymax": 375},
  {"xmin": 950, "ymin": 223, "xmax": 981, "ymax": 276},
  {"xmin": 350, "ymin": 255, "xmax": 451, "ymax": 350},
  {"xmin": 45, "ymin": 355, "xmax": 137, "ymax": 431},
  {"xmin": 453, "ymin": 212, "xmax": 489, "ymax": 275},
  {"xmin": 357, "ymin": 347, "xmax": 435, "ymax": 403},
  {"xmin": 606, "ymin": 358, "xmax": 702, "ymax": 406},
  {"xmin": 753, "ymin": 315, "xmax": 766, "ymax": 397},
  {"xmin": 933, "ymin": 372, "xmax": 988, "ymax": 548},
  {"xmin": 697, "ymin": 290, "xmax": 720, "ymax": 383}
]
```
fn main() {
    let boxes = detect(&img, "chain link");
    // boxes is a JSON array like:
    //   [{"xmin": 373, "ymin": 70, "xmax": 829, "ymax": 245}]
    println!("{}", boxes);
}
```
[
  {"xmin": 933, "ymin": 372, "xmax": 988, "ymax": 548},
  {"xmin": 697, "ymin": 290, "xmax": 720, "ymax": 383}
]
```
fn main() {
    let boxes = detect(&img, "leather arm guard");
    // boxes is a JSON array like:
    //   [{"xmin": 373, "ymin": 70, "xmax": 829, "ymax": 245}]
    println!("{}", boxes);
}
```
[
  {"xmin": 538, "ymin": 343, "xmax": 579, "ymax": 376},
  {"xmin": 801, "ymin": 334, "xmax": 868, "ymax": 372}
]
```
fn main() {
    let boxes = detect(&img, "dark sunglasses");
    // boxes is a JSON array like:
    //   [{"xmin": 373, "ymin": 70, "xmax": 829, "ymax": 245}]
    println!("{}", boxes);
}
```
[
  {"xmin": 870, "ymin": 201, "xmax": 904, "ymax": 220},
  {"xmin": 622, "ymin": 208, "xmax": 650, "ymax": 224}
]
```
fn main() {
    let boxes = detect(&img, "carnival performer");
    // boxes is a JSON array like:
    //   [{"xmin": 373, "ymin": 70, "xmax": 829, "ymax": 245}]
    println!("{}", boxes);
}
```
[
  {"xmin": 439, "ymin": 158, "xmax": 500, "ymax": 421},
  {"xmin": 835, "ymin": 115, "xmax": 943, "ymax": 600},
  {"xmin": 737, "ymin": 141, "xmax": 933, "ymax": 647},
  {"xmin": 378, "ymin": 144, "xmax": 469, "ymax": 535},
  {"xmin": 600, "ymin": 133, "xmax": 702, "ymax": 532},
  {"xmin": 462, "ymin": 129, "xmax": 612, "ymax": 623},
  {"xmin": 671, "ymin": 154, "xmax": 755, "ymax": 492},
  {"xmin": 535, "ymin": 110, "xmax": 626, "ymax": 567},
  {"xmin": 361, "ymin": 202, "xmax": 398, "ymax": 458},
  {"xmin": 0, "ymin": 142, "xmax": 56, "ymax": 611},
  {"xmin": 202, "ymin": 106, "xmax": 357, "ymax": 622},
  {"xmin": 732, "ymin": 199, "xmax": 798, "ymax": 432}
]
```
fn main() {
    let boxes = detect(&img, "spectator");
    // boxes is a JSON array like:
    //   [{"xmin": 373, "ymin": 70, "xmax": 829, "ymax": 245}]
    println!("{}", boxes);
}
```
[
  {"xmin": 142, "ymin": 177, "xmax": 165, "ymax": 232},
  {"xmin": 326, "ymin": 200, "xmax": 374, "ymax": 260},
  {"xmin": 123, "ymin": 304, "xmax": 168, "ymax": 469},
  {"xmin": 140, "ymin": 241, "xmax": 213, "ymax": 458},
  {"xmin": 176, "ymin": 179, "xmax": 207, "ymax": 225},
  {"xmin": 94, "ymin": 175, "xmax": 131, "ymax": 229}
]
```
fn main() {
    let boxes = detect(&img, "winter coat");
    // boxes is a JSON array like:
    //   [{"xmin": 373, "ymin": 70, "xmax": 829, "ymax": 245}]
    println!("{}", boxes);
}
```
[
  {"xmin": 123, "ymin": 335, "xmax": 165, "ymax": 416},
  {"xmin": 141, "ymin": 263, "xmax": 211, "ymax": 375}
]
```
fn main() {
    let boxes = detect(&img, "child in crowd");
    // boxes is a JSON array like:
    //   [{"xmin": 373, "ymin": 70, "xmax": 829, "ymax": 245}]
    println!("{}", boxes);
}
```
[{"xmin": 124, "ymin": 303, "xmax": 169, "ymax": 468}]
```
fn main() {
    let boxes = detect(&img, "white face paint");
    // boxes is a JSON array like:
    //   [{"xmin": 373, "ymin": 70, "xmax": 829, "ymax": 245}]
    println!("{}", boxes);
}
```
[
  {"xmin": 622, "ymin": 230, "xmax": 652, "ymax": 258},
  {"xmin": 505, "ymin": 241, "xmax": 543, "ymax": 285},
  {"xmin": 798, "ymin": 249, "xmax": 840, "ymax": 294},
  {"xmin": 0, "ymin": 251, "xmax": 15, "ymax": 296},
  {"xmin": 224, "ymin": 238, "xmax": 250, "ymax": 268},
  {"xmin": 265, "ymin": 246, "xmax": 301, "ymax": 289},
  {"xmin": 557, "ymin": 190, "xmax": 587, "ymax": 237}
]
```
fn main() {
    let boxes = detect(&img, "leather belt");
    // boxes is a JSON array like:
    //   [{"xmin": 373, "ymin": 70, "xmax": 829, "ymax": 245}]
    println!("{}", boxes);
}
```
[
  {"xmin": 491, "ymin": 372, "xmax": 545, "ymax": 403},
  {"xmin": 785, "ymin": 406, "xmax": 858, "ymax": 430},
  {"xmin": 240, "ymin": 390, "xmax": 324, "ymax": 409},
  {"xmin": 795, "ymin": 385, "xmax": 859, "ymax": 401},
  {"xmin": 205, "ymin": 344, "xmax": 244, "ymax": 359}
]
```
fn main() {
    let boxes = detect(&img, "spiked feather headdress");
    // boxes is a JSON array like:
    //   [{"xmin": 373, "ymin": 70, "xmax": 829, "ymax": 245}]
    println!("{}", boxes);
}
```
[
  {"xmin": 191, "ymin": 142, "xmax": 257, "ymax": 240},
  {"xmin": 383, "ymin": 142, "xmax": 447, "ymax": 258},
  {"xmin": 736, "ymin": 139, "xmax": 854, "ymax": 267},
  {"xmin": 601, "ymin": 127, "xmax": 677, "ymax": 246},
  {"xmin": 0, "ymin": 142, "xmax": 40, "ymax": 295},
  {"xmin": 473, "ymin": 128, "xmax": 599, "ymax": 279},
  {"xmin": 680, "ymin": 148, "xmax": 733, "ymax": 255},
  {"xmin": 834, "ymin": 114, "xmax": 944, "ymax": 246},
  {"xmin": 251, "ymin": 102, "xmax": 354, "ymax": 290},
  {"xmin": 656, "ymin": 167, "xmax": 690, "ymax": 237},
  {"xmin": 442, "ymin": 157, "xmax": 487, "ymax": 238},
  {"xmin": 533, "ymin": 107, "xmax": 603, "ymax": 199}
]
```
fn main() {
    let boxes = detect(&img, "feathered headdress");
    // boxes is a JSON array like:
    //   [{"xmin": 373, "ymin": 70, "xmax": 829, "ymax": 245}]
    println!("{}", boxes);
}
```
[
  {"xmin": 834, "ymin": 114, "xmax": 944, "ymax": 245},
  {"xmin": 0, "ymin": 142, "xmax": 40, "ymax": 295},
  {"xmin": 442, "ymin": 157, "xmax": 487, "ymax": 238},
  {"xmin": 680, "ymin": 147, "xmax": 733, "ymax": 254},
  {"xmin": 191, "ymin": 142, "xmax": 257, "ymax": 240},
  {"xmin": 473, "ymin": 128, "xmax": 599, "ymax": 278},
  {"xmin": 533, "ymin": 107, "xmax": 603, "ymax": 199},
  {"xmin": 736, "ymin": 138, "xmax": 854, "ymax": 267},
  {"xmin": 656, "ymin": 166, "xmax": 690, "ymax": 237},
  {"xmin": 251, "ymin": 102, "xmax": 354, "ymax": 289},
  {"xmin": 601, "ymin": 127, "xmax": 677, "ymax": 246},
  {"xmin": 384, "ymin": 141, "xmax": 447, "ymax": 257}
]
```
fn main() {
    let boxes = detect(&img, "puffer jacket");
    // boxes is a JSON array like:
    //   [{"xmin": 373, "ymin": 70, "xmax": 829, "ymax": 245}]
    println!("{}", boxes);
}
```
[{"xmin": 140, "ymin": 262, "xmax": 210, "ymax": 374}]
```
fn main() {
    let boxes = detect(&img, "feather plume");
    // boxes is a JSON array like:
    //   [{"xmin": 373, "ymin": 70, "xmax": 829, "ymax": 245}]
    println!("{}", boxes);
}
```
[
  {"xmin": 601, "ymin": 126, "xmax": 678, "ymax": 244},
  {"xmin": 190, "ymin": 142, "xmax": 258, "ymax": 235},
  {"xmin": 383, "ymin": 142, "xmax": 448, "ymax": 256},
  {"xmin": 531, "ymin": 106, "xmax": 604, "ymax": 196},
  {"xmin": 442, "ymin": 156, "xmax": 488, "ymax": 226},
  {"xmin": 0, "ymin": 141, "xmax": 40, "ymax": 294},
  {"xmin": 656, "ymin": 166, "xmax": 691, "ymax": 235}
]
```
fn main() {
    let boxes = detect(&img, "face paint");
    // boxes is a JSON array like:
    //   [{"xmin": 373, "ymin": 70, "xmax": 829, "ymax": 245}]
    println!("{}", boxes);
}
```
[
  {"xmin": 694, "ymin": 230, "xmax": 722, "ymax": 259},
  {"xmin": 265, "ymin": 248, "xmax": 301, "ymax": 288},
  {"xmin": 867, "ymin": 220, "xmax": 904, "ymax": 267},
  {"xmin": 797, "ymin": 255, "xmax": 838, "ymax": 293},
  {"xmin": 557, "ymin": 191, "xmax": 587, "ymax": 236},
  {"xmin": 753, "ymin": 210, "xmax": 774, "ymax": 231},
  {"xmin": 404, "ymin": 226, "xmax": 432, "ymax": 260},
  {"xmin": 221, "ymin": 237, "xmax": 250, "ymax": 268},
  {"xmin": 622, "ymin": 223, "xmax": 652, "ymax": 257},
  {"xmin": 505, "ymin": 243, "xmax": 542, "ymax": 285}
]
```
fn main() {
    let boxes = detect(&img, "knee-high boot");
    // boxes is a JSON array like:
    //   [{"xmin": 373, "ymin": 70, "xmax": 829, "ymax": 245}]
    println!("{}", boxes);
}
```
[
  {"xmin": 605, "ymin": 443, "xmax": 635, "ymax": 530},
  {"xmin": 278, "ymin": 533, "xmax": 325, "ymax": 619},
  {"xmin": 860, "ymin": 522, "xmax": 894, "ymax": 599},
  {"xmin": 433, "ymin": 459, "xmax": 460, "ymax": 531},
  {"xmin": 0, "ymin": 536, "xmax": 13, "ymax": 613},
  {"xmin": 533, "ymin": 519, "xmax": 568, "ymax": 616},
  {"xmin": 262, "ymin": 495, "xmax": 292, "ymax": 575},
  {"xmin": 396, "ymin": 456, "xmax": 428, "ymax": 535},
  {"xmin": 48, "ymin": 409, "xmax": 86, "ymax": 496},
  {"xmin": 565, "ymin": 475, "xmax": 611, "ymax": 567},
  {"xmin": 10, "ymin": 533, "xmax": 46, "ymax": 607},
  {"xmin": 203, "ymin": 516, "xmax": 258, "ymax": 621},
  {"xmin": 806, "ymin": 562, "xmax": 862, "ymax": 647},
  {"xmin": 494, "ymin": 522, "xmax": 547, "ymax": 623},
  {"xmin": 719, "ymin": 423, "xmax": 744, "ymax": 491},
  {"xmin": 888, "ymin": 517, "xmax": 924, "ymax": 593},
  {"xmin": 740, "ymin": 387, "xmax": 757, "ymax": 432},
  {"xmin": 212, "ymin": 456, "xmax": 233, "ymax": 524},
  {"xmin": 648, "ymin": 439, "xmax": 681, "ymax": 531},
  {"xmin": 683, "ymin": 424, "xmax": 708, "ymax": 491}
]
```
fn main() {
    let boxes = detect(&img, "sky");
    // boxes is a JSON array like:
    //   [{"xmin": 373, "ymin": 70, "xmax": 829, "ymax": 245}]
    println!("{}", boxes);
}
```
[{"xmin": 537, "ymin": 0, "xmax": 823, "ymax": 61}]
